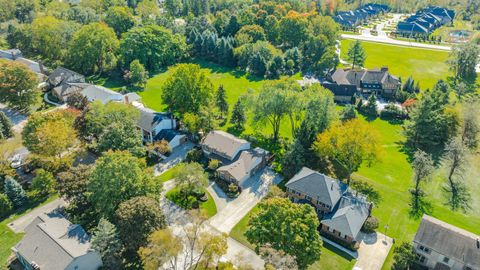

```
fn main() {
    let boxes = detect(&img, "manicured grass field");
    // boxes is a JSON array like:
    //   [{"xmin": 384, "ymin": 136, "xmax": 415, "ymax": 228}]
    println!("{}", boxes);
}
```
[
  {"xmin": 0, "ymin": 195, "xmax": 59, "ymax": 268},
  {"xmin": 138, "ymin": 60, "xmax": 299, "ymax": 140},
  {"xmin": 229, "ymin": 114, "xmax": 480, "ymax": 269},
  {"xmin": 157, "ymin": 164, "xmax": 181, "ymax": 183},
  {"xmin": 340, "ymin": 39, "xmax": 451, "ymax": 90}
]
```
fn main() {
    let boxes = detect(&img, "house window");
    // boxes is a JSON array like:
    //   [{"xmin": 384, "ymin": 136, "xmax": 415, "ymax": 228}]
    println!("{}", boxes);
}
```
[
  {"xmin": 419, "ymin": 245, "xmax": 430, "ymax": 253},
  {"xmin": 443, "ymin": 257, "xmax": 449, "ymax": 264},
  {"xmin": 416, "ymin": 254, "xmax": 426, "ymax": 264},
  {"xmin": 305, "ymin": 195, "xmax": 312, "ymax": 201}
]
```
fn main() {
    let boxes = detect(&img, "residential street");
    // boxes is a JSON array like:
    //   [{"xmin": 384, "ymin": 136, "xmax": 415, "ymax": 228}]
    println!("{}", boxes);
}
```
[{"xmin": 0, "ymin": 103, "xmax": 27, "ymax": 133}]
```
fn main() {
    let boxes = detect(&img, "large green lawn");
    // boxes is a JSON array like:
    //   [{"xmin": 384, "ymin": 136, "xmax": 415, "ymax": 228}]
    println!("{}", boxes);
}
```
[
  {"xmin": 138, "ymin": 60, "xmax": 299, "ymax": 140},
  {"xmin": 0, "ymin": 195, "xmax": 59, "ymax": 268},
  {"xmin": 229, "ymin": 114, "xmax": 480, "ymax": 269},
  {"xmin": 340, "ymin": 39, "xmax": 451, "ymax": 90}
]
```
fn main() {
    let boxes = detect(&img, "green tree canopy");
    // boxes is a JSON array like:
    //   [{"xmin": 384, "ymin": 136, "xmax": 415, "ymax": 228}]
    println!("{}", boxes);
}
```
[
  {"xmin": 104, "ymin": 6, "xmax": 135, "ymax": 37},
  {"xmin": 347, "ymin": 40, "xmax": 366, "ymax": 69},
  {"xmin": 88, "ymin": 150, "xmax": 162, "ymax": 218},
  {"xmin": 66, "ymin": 22, "xmax": 119, "ymax": 75},
  {"xmin": 4, "ymin": 176, "xmax": 27, "ymax": 208},
  {"xmin": 115, "ymin": 196, "xmax": 166, "ymax": 253},
  {"xmin": 246, "ymin": 198, "xmax": 322, "ymax": 269},
  {"xmin": 161, "ymin": 64, "xmax": 214, "ymax": 114},
  {"xmin": 119, "ymin": 25, "xmax": 187, "ymax": 72},
  {"xmin": 91, "ymin": 218, "xmax": 124, "ymax": 269}
]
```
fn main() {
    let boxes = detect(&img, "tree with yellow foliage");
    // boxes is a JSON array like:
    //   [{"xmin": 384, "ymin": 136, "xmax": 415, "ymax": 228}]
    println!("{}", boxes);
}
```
[{"xmin": 313, "ymin": 119, "xmax": 380, "ymax": 184}]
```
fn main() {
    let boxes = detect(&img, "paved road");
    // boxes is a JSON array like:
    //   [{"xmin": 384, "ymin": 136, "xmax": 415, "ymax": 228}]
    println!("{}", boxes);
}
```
[
  {"xmin": 208, "ymin": 168, "xmax": 281, "ymax": 234},
  {"xmin": 0, "ymin": 103, "xmax": 28, "ymax": 133},
  {"xmin": 8, "ymin": 198, "xmax": 67, "ymax": 233}
]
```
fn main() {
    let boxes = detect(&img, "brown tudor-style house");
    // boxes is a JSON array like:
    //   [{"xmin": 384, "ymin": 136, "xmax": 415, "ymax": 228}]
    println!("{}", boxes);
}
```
[{"xmin": 285, "ymin": 167, "xmax": 372, "ymax": 248}]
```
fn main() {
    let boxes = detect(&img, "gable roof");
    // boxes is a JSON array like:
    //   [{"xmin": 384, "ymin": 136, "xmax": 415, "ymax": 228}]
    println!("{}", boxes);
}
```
[
  {"xmin": 52, "ymin": 82, "xmax": 91, "ymax": 99},
  {"xmin": 13, "ymin": 213, "xmax": 99, "ymax": 270},
  {"xmin": 329, "ymin": 68, "xmax": 400, "ymax": 87},
  {"xmin": 155, "ymin": 129, "xmax": 181, "ymax": 142},
  {"xmin": 217, "ymin": 147, "xmax": 268, "ymax": 181},
  {"xmin": 321, "ymin": 193, "xmax": 370, "ymax": 239},
  {"xmin": 137, "ymin": 107, "xmax": 172, "ymax": 133},
  {"xmin": 48, "ymin": 67, "xmax": 85, "ymax": 87},
  {"xmin": 322, "ymin": 82, "xmax": 357, "ymax": 97},
  {"xmin": 201, "ymin": 130, "xmax": 250, "ymax": 160},
  {"xmin": 414, "ymin": 215, "xmax": 480, "ymax": 268},
  {"xmin": 81, "ymin": 85, "xmax": 123, "ymax": 104},
  {"xmin": 285, "ymin": 167, "xmax": 347, "ymax": 207}
]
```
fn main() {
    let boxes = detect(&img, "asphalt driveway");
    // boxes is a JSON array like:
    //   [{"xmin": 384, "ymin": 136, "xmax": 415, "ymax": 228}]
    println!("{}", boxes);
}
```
[
  {"xmin": 8, "ymin": 198, "xmax": 66, "ymax": 233},
  {"xmin": 154, "ymin": 142, "xmax": 194, "ymax": 176}
]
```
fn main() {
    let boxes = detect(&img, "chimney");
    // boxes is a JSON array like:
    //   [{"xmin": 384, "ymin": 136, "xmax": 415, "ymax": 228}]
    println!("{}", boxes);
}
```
[
  {"xmin": 331, "ymin": 181, "xmax": 334, "ymax": 190},
  {"xmin": 124, "ymin": 94, "xmax": 129, "ymax": 104},
  {"xmin": 477, "ymin": 239, "xmax": 479, "ymax": 249},
  {"xmin": 381, "ymin": 66, "xmax": 388, "ymax": 72}
]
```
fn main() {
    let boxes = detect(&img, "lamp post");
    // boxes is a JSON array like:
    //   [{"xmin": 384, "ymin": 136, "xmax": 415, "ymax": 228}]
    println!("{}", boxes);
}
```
[{"xmin": 384, "ymin": 224, "xmax": 389, "ymax": 242}]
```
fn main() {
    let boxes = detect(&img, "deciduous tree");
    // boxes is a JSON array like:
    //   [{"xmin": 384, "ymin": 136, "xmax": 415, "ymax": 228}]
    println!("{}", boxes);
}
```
[
  {"xmin": 31, "ymin": 169, "xmax": 55, "ymax": 197},
  {"xmin": 115, "ymin": 196, "xmax": 166, "ymax": 253},
  {"xmin": 392, "ymin": 242, "xmax": 416, "ymax": 270},
  {"xmin": 139, "ymin": 228, "xmax": 183, "ymax": 270},
  {"xmin": 174, "ymin": 162, "xmax": 208, "ymax": 200},
  {"xmin": 409, "ymin": 150, "xmax": 434, "ymax": 216},
  {"xmin": 162, "ymin": 64, "xmax": 214, "ymax": 114},
  {"xmin": 88, "ymin": 150, "xmax": 162, "ymax": 218},
  {"xmin": 246, "ymin": 198, "xmax": 321, "ymax": 269},
  {"xmin": 448, "ymin": 42, "xmax": 480, "ymax": 84},
  {"xmin": 313, "ymin": 119, "xmax": 379, "ymax": 184},
  {"xmin": 66, "ymin": 22, "xmax": 119, "ymax": 75},
  {"xmin": 0, "ymin": 111, "xmax": 13, "ymax": 139},
  {"xmin": 104, "ymin": 6, "xmax": 135, "ymax": 37},
  {"xmin": 0, "ymin": 59, "xmax": 40, "ymax": 112}
]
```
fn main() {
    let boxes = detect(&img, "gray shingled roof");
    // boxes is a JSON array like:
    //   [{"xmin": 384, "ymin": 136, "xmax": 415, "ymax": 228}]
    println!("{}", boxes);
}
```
[
  {"xmin": 217, "ymin": 147, "xmax": 267, "ymax": 182},
  {"xmin": 285, "ymin": 167, "xmax": 347, "ymax": 208},
  {"xmin": 201, "ymin": 130, "xmax": 250, "ymax": 160},
  {"xmin": 330, "ymin": 68, "xmax": 400, "ymax": 88},
  {"xmin": 414, "ymin": 215, "xmax": 480, "ymax": 268},
  {"xmin": 52, "ymin": 82, "xmax": 90, "ymax": 98},
  {"xmin": 321, "ymin": 193, "xmax": 370, "ymax": 239},
  {"xmin": 81, "ymin": 85, "xmax": 123, "ymax": 104},
  {"xmin": 136, "ymin": 107, "xmax": 172, "ymax": 133},
  {"xmin": 13, "ymin": 213, "xmax": 97, "ymax": 270},
  {"xmin": 48, "ymin": 67, "xmax": 85, "ymax": 87}
]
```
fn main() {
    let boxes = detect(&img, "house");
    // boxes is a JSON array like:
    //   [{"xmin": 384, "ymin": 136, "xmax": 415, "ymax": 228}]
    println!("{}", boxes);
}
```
[
  {"xmin": 321, "ymin": 82, "xmax": 357, "ymax": 103},
  {"xmin": 217, "ymin": 147, "xmax": 269, "ymax": 185},
  {"xmin": 0, "ymin": 49, "xmax": 47, "ymax": 79},
  {"xmin": 155, "ymin": 129, "xmax": 187, "ymax": 149},
  {"xmin": 12, "ymin": 213, "xmax": 102, "ymax": 270},
  {"xmin": 52, "ymin": 82, "xmax": 91, "ymax": 102},
  {"xmin": 397, "ymin": 6, "xmax": 455, "ymax": 36},
  {"xmin": 285, "ymin": 167, "xmax": 371, "ymax": 246},
  {"xmin": 47, "ymin": 67, "xmax": 85, "ymax": 89},
  {"xmin": 325, "ymin": 67, "xmax": 401, "ymax": 98},
  {"xmin": 413, "ymin": 215, "xmax": 480, "ymax": 270},
  {"xmin": 136, "ymin": 106, "xmax": 177, "ymax": 143},
  {"xmin": 201, "ymin": 130, "xmax": 251, "ymax": 161},
  {"xmin": 80, "ymin": 85, "xmax": 124, "ymax": 104},
  {"xmin": 334, "ymin": 4, "xmax": 390, "ymax": 29}
]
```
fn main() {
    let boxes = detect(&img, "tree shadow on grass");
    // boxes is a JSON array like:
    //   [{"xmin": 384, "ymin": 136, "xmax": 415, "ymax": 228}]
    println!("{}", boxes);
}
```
[
  {"xmin": 408, "ymin": 193, "xmax": 433, "ymax": 219},
  {"xmin": 322, "ymin": 241, "xmax": 355, "ymax": 262}
]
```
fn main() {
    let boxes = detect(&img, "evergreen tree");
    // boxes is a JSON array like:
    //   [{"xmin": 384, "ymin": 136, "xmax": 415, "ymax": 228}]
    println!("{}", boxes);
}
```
[
  {"xmin": 364, "ymin": 94, "xmax": 378, "ymax": 117},
  {"xmin": 347, "ymin": 40, "xmax": 366, "ymax": 69},
  {"xmin": 4, "ymin": 176, "xmax": 27, "ymax": 208},
  {"xmin": 249, "ymin": 52, "xmax": 268, "ymax": 77},
  {"xmin": 230, "ymin": 99, "xmax": 246, "ymax": 130},
  {"xmin": 267, "ymin": 55, "xmax": 285, "ymax": 79},
  {"xmin": 91, "ymin": 218, "xmax": 123, "ymax": 269},
  {"xmin": 0, "ymin": 111, "xmax": 13, "ymax": 139},
  {"xmin": 340, "ymin": 104, "xmax": 357, "ymax": 122},
  {"xmin": 0, "ymin": 193, "xmax": 13, "ymax": 219},
  {"xmin": 281, "ymin": 139, "xmax": 306, "ymax": 179},
  {"xmin": 215, "ymin": 85, "xmax": 229, "ymax": 117}
]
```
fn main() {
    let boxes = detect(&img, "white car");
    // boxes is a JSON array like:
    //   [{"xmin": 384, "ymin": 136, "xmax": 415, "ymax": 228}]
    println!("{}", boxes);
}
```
[{"xmin": 9, "ymin": 154, "xmax": 23, "ymax": 169}]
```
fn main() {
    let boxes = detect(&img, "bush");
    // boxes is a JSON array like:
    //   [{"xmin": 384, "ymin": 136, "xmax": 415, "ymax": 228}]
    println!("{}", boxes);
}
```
[
  {"xmin": 208, "ymin": 159, "xmax": 220, "ymax": 171},
  {"xmin": 186, "ymin": 148, "xmax": 204, "ymax": 163},
  {"xmin": 380, "ymin": 104, "xmax": 407, "ymax": 120},
  {"xmin": 0, "ymin": 193, "xmax": 13, "ymax": 218},
  {"xmin": 166, "ymin": 188, "xmax": 204, "ymax": 210},
  {"xmin": 213, "ymin": 176, "xmax": 241, "ymax": 198},
  {"xmin": 361, "ymin": 216, "xmax": 379, "ymax": 233}
]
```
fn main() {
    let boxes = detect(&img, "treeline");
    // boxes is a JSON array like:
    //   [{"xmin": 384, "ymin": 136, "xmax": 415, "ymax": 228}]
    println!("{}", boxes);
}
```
[{"xmin": 1, "ymin": 0, "xmax": 340, "ymax": 81}]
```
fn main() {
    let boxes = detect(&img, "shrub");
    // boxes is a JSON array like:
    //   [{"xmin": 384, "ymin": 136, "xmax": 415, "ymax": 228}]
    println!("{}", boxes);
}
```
[
  {"xmin": 380, "ymin": 103, "xmax": 407, "ymax": 120},
  {"xmin": 185, "ymin": 148, "xmax": 204, "ymax": 163},
  {"xmin": 361, "ymin": 216, "xmax": 379, "ymax": 233},
  {"xmin": 0, "ymin": 193, "xmax": 13, "ymax": 218},
  {"xmin": 208, "ymin": 159, "xmax": 220, "ymax": 171}
]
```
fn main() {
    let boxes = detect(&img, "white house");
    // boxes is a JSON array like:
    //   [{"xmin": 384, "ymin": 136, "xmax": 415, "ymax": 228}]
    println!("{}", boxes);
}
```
[
  {"xmin": 136, "ymin": 107, "xmax": 177, "ymax": 143},
  {"xmin": 12, "ymin": 213, "xmax": 103, "ymax": 270}
]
